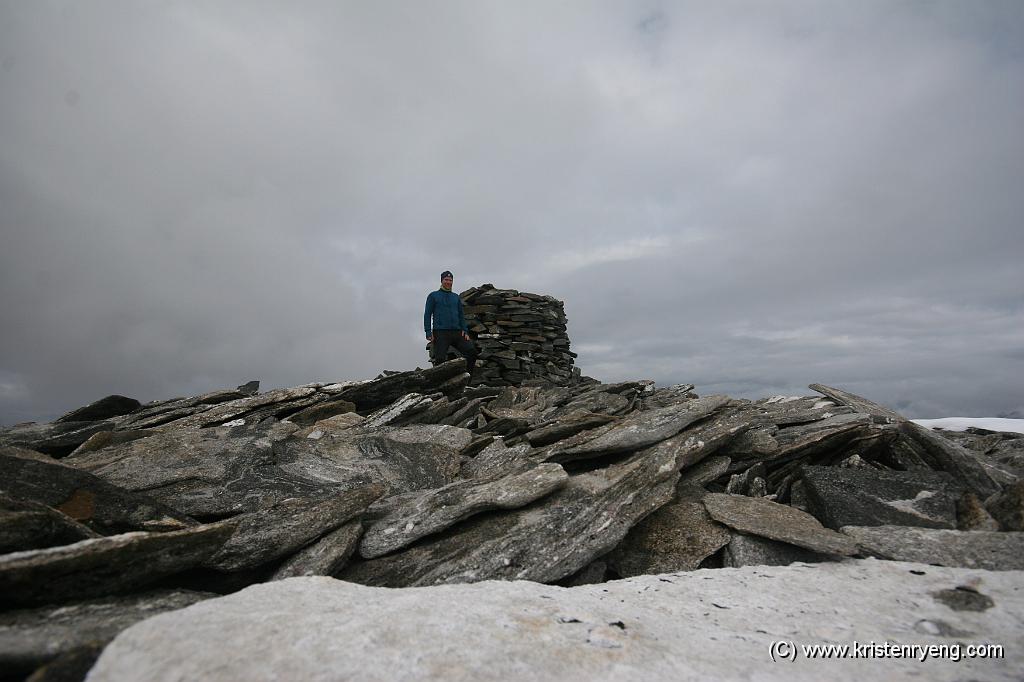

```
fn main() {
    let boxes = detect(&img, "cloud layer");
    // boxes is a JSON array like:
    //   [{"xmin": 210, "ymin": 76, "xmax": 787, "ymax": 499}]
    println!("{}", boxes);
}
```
[{"xmin": 2, "ymin": 1, "xmax": 1022, "ymax": 423}]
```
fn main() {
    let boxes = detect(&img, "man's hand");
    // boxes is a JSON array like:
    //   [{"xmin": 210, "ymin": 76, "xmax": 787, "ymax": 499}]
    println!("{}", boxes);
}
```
[
  {"xmin": 427, "ymin": 334, "xmax": 433, "ymax": 342},
  {"xmin": 461, "ymin": 331, "xmax": 470, "ymax": 341}
]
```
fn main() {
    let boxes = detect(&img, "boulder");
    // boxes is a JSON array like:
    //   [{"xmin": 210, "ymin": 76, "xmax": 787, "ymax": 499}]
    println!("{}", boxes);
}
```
[
  {"xmin": 702, "ymin": 493, "xmax": 860, "ymax": 556},
  {"xmin": 0, "ymin": 452, "xmax": 195, "ymax": 534},
  {"xmin": 338, "ymin": 444, "xmax": 679, "ymax": 586},
  {"xmin": 800, "ymin": 465, "xmax": 962, "ymax": 530},
  {"xmin": 0, "ymin": 525, "xmax": 233, "ymax": 608},
  {"xmin": 85, "ymin": 561, "xmax": 1024, "ymax": 682},
  {"xmin": 360, "ymin": 463, "xmax": 568, "ymax": 558},
  {"xmin": 0, "ymin": 590, "xmax": 213, "ymax": 677},
  {"xmin": 55, "ymin": 396, "xmax": 141, "ymax": 424},
  {"xmin": 842, "ymin": 525, "xmax": 1024, "ymax": 571}
]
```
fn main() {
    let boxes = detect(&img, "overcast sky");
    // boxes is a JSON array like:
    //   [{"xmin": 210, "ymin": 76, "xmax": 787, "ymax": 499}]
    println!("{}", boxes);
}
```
[{"xmin": 2, "ymin": 1, "xmax": 1022, "ymax": 425}]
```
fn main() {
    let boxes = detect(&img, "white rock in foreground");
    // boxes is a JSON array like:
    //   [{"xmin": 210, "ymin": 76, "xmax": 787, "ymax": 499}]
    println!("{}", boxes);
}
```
[{"xmin": 87, "ymin": 560, "xmax": 1022, "ymax": 682}]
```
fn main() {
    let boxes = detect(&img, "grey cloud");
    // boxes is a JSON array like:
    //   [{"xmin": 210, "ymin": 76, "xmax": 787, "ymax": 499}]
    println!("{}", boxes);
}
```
[{"xmin": 1, "ymin": 1, "xmax": 1022, "ymax": 424}]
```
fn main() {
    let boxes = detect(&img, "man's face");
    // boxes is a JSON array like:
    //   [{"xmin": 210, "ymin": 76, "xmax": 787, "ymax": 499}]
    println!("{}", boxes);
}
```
[{"xmin": 441, "ymin": 276, "xmax": 453, "ymax": 289}]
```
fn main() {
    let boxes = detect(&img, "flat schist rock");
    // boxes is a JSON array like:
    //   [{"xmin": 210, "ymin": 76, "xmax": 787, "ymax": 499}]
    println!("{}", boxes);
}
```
[
  {"xmin": 0, "ymin": 525, "xmax": 233, "ymax": 608},
  {"xmin": 55, "ymin": 395, "xmax": 141, "ymax": 424},
  {"xmin": 359, "ymin": 463, "xmax": 568, "ymax": 558},
  {"xmin": 61, "ymin": 421, "xmax": 320, "ymax": 517},
  {"xmin": 270, "ymin": 520, "xmax": 364, "ymax": 580},
  {"xmin": 153, "ymin": 386, "xmax": 323, "ymax": 430},
  {"xmin": 703, "ymin": 493, "xmax": 860, "ymax": 557},
  {"xmin": 0, "ymin": 452, "xmax": 195, "ymax": 534},
  {"xmin": 0, "ymin": 494, "xmax": 100, "ymax": 553},
  {"xmin": 333, "ymin": 359, "xmax": 470, "ymax": 412},
  {"xmin": 842, "ymin": 526, "xmax": 1024, "ymax": 571},
  {"xmin": 899, "ymin": 422, "xmax": 1002, "ymax": 498},
  {"xmin": 276, "ymin": 425, "xmax": 472, "ymax": 499},
  {"xmin": 724, "ymin": 533, "xmax": 832, "ymax": 568},
  {"xmin": 800, "ymin": 465, "xmax": 963, "ymax": 530},
  {"xmin": 0, "ymin": 589, "xmax": 214, "ymax": 677},
  {"xmin": 459, "ymin": 440, "xmax": 532, "ymax": 479},
  {"xmin": 0, "ymin": 421, "xmax": 116, "ymax": 457},
  {"xmin": 203, "ymin": 483, "xmax": 383, "ymax": 572},
  {"xmin": 547, "ymin": 395, "xmax": 730, "ymax": 463},
  {"xmin": 113, "ymin": 388, "xmax": 249, "ymax": 430},
  {"xmin": 87, "ymin": 560, "xmax": 1024, "ymax": 682},
  {"xmin": 338, "ymin": 445, "xmax": 679, "ymax": 587}
]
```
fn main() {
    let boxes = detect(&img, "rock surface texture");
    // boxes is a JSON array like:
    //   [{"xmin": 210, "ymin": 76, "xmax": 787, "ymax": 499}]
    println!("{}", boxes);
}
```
[
  {"xmin": 87, "ymin": 560, "xmax": 1023, "ymax": 682},
  {"xmin": 0, "ymin": 348, "xmax": 1021, "ymax": 680}
]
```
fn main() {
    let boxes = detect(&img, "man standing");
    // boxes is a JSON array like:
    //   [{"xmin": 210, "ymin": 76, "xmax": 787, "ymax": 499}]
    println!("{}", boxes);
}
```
[{"xmin": 424, "ymin": 270, "xmax": 478, "ymax": 375}]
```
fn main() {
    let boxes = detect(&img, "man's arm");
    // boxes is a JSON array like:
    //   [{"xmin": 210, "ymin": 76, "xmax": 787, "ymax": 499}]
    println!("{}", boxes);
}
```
[{"xmin": 424, "ymin": 293, "xmax": 435, "ymax": 339}]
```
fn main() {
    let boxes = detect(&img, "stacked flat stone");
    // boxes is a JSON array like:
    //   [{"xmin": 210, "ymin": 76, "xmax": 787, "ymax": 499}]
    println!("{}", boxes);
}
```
[{"xmin": 440, "ymin": 284, "xmax": 578, "ymax": 386}]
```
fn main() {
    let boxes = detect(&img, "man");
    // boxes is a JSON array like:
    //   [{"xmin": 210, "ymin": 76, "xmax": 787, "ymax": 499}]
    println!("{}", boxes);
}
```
[{"xmin": 424, "ymin": 270, "xmax": 478, "ymax": 375}]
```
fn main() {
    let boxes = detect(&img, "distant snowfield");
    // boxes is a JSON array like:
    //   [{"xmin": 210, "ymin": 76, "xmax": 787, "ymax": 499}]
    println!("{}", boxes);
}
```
[{"xmin": 912, "ymin": 417, "xmax": 1024, "ymax": 435}]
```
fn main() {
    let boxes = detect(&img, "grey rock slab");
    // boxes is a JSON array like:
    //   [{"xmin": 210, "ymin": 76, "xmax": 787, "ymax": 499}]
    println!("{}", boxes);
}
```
[
  {"xmin": 0, "ymin": 525, "xmax": 232, "ymax": 608},
  {"xmin": 270, "ymin": 520, "xmax": 364, "ymax": 579},
  {"xmin": 55, "ymin": 396, "xmax": 141, "ymax": 424},
  {"xmin": 703, "ymin": 493, "xmax": 860, "ymax": 556},
  {"xmin": 0, "ymin": 421, "xmax": 116, "ymax": 458},
  {"xmin": 0, "ymin": 589, "xmax": 213, "ymax": 676},
  {"xmin": 62, "ymin": 421, "xmax": 320, "ymax": 517},
  {"xmin": 842, "ymin": 525, "xmax": 1024, "ymax": 571},
  {"xmin": 360, "ymin": 463, "xmax": 568, "ymax": 558},
  {"xmin": 800, "ymin": 465, "xmax": 963, "ymax": 530},
  {"xmin": 524, "ymin": 411, "xmax": 619, "ymax": 447},
  {"xmin": 113, "ymin": 389, "xmax": 248, "ymax": 430},
  {"xmin": 0, "ymin": 495, "xmax": 100, "ymax": 553},
  {"xmin": 808, "ymin": 383, "xmax": 905, "ymax": 422},
  {"xmin": 360, "ymin": 393, "xmax": 436, "ymax": 428},
  {"xmin": 69, "ymin": 429, "xmax": 159, "ymax": 457},
  {"xmin": 899, "ymin": 422, "xmax": 1001, "ymax": 498},
  {"xmin": 604, "ymin": 496, "xmax": 730, "ymax": 576},
  {"xmin": 0, "ymin": 453, "xmax": 195, "ymax": 534},
  {"xmin": 203, "ymin": 482, "xmax": 384, "ymax": 571},
  {"xmin": 677, "ymin": 454, "xmax": 731, "ymax": 488},
  {"xmin": 280, "ymin": 398, "xmax": 356, "ymax": 427},
  {"xmin": 277, "ymin": 425, "xmax": 471, "ymax": 500},
  {"xmin": 335, "ymin": 360, "xmax": 470, "ymax": 412},
  {"xmin": 768, "ymin": 412, "xmax": 877, "ymax": 461},
  {"xmin": 154, "ymin": 386, "xmax": 322, "ymax": 430},
  {"xmin": 986, "ymin": 480, "xmax": 1024, "ymax": 531},
  {"xmin": 723, "ymin": 533, "xmax": 831, "ymax": 568},
  {"xmin": 338, "ymin": 445, "xmax": 679, "ymax": 586},
  {"xmin": 460, "ymin": 440, "xmax": 533, "ymax": 479},
  {"xmin": 548, "ymin": 395, "xmax": 730, "ymax": 463},
  {"xmin": 87, "ymin": 560, "xmax": 1024, "ymax": 682}
]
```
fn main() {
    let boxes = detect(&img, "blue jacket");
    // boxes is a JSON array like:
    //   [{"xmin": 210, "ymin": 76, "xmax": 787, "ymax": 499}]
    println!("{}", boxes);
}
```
[{"xmin": 424, "ymin": 289, "xmax": 466, "ymax": 337}]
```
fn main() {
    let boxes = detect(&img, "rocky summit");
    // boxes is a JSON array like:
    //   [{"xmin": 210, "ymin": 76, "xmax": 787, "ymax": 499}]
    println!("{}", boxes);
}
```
[{"xmin": 2, "ymin": 362, "xmax": 1023, "ymax": 680}]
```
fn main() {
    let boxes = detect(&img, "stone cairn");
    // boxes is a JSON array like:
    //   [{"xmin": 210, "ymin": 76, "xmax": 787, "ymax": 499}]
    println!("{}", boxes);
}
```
[{"xmin": 431, "ymin": 284, "xmax": 579, "ymax": 386}]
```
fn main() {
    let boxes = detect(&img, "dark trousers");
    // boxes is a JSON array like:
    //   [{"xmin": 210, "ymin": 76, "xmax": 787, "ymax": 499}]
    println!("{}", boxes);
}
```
[{"xmin": 431, "ymin": 330, "xmax": 478, "ymax": 374}]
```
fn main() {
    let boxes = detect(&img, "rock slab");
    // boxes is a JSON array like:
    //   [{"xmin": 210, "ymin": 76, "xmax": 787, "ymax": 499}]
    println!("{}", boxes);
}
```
[{"xmin": 86, "ymin": 560, "xmax": 1024, "ymax": 682}]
